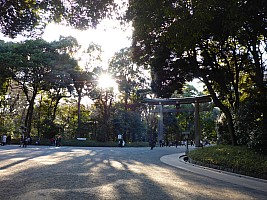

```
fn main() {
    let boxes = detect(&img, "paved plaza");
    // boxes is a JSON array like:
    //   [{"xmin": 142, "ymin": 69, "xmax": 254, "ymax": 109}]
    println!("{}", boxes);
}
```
[{"xmin": 0, "ymin": 145, "xmax": 267, "ymax": 200}]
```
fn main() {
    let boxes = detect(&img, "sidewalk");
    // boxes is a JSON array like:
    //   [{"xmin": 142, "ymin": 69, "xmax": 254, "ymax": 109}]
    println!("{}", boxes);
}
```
[{"xmin": 160, "ymin": 153, "xmax": 267, "ymax": 193}]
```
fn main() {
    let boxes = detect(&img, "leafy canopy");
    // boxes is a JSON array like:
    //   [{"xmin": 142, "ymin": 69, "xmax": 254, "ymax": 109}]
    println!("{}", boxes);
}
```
[{"xmin": 0, "ymin": 0, "xmax": 117, "ymax": 38}]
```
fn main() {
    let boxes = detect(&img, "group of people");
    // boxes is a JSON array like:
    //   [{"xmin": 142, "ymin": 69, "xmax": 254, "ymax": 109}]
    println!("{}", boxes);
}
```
[
  {"xmin": 20, "ymin": 135, "xmax": 31, "ymax": 148},
  {"xmin": 1, "ymin": 134, "xmax": 11, "ymax": 146},
  {"xmin": 149, "ymin": 139, "xmax": 196, "ymax": 150},
  {"xmin": 50, "ymin": 135, "xmax": 62, "ymax": 147},
  {"xmin": 1, "ymin": 133, "xmax": 65, "ymax": 147},
  {"xmin": 159, "ymin": 139, "xmax": 195, "ymax": 147}
]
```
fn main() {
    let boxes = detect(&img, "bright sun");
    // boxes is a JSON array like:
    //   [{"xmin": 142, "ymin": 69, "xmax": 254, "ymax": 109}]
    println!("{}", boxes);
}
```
[{"xmin": 98, "ymin": 73, "xmax": 117, "ymax": 90}]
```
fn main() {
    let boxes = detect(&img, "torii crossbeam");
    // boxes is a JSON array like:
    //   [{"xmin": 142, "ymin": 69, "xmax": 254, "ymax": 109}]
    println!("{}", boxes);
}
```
[{"xmin": 144, "ymin": 95, "xmax": 212, "ymax": 147}]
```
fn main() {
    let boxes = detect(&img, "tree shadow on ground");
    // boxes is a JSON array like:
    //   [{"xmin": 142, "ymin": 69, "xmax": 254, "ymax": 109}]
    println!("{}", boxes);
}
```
[{"xmin": 0, "ymin": 146, "xmax": 266, "ymax": 200}]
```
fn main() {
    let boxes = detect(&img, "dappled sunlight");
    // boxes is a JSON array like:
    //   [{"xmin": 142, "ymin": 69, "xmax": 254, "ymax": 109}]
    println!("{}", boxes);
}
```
[
  {"xmin": 70, "ymin": 148, "xmax": 92, "ymax": 153},
  {"xmin": 18, "ymin": 179, "xmax": 143, "ymax": 199},
  {"xmin": 115, "ymin": 160, "xmax": 252, "ymax": 199},
  {"xmin": 95, "ymin": 179, "xmax": 143, "ymax": 198},
  {"xmin": 90, "ymin": 162, "xmax": 110, "ymax": 173},
  {"xmin": 30, "ymin": 154, "xmax": 69, "ymax": 165},
  {"xmin": 125, "ymin": 161, "xmax": 190, "ymax": 187},
  {"xmin": 0, "ymin": 147, "xmax": 87, "ymax": 177},
  {"xmin": 110, "ymin": 160, "xmax": 126, "ymax": 170},
  {"xmin": 98, "ymin": 183, "xmax": 118, "ymax": 199}
]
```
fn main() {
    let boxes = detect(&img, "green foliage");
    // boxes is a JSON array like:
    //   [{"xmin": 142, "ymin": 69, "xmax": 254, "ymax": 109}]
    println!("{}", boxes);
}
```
[
  {"xmin": 171, "ymin": 84, "xmax": 218, "ymax": 142},
  {"xmin": 235, "ymin": 98, "xmax": 266, "ymax": 154},
  {"xmin": 0, "ymin": 0, "xmax": 116, "ymax": 38},
  {"xmin": 124, "ymin": 111, "xmax": 146, "ymax": 142},
  {"xmin": 39, "ymin": 119, "xmax": 60, "ymax": 139},
  {"xmin": 0, "ymin": 38, "xmax": 81, "ymax": 138},
  {"xmin": 200, "ymin": 108, "xmax": 219, "ymax": 141},
  {"xmin": 188, "ymin": 145, "xmax": 267, "ymax": 179},
  {"xmin": 149, "ymin": 44, "xmax": 193, "ymax": 97},
  {"xmin": 112, "ymin": 108, "xmax": 146, "ymax": 142},
  {"xmin": 0, "ymin": 41, "xmax": 13, "ymax": 94},
  {"xmin": 109, "ymin": 47, "xmax": 151, "ymax": 103},
  {"xmin": 163, "ymin": 112, "xmax": 180, "ymax": 141}
]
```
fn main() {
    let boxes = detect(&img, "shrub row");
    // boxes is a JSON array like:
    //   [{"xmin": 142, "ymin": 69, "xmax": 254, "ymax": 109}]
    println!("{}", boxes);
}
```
[{"xmin": 187, "ymin": 145, "xmax": 267, "ymax": 180}]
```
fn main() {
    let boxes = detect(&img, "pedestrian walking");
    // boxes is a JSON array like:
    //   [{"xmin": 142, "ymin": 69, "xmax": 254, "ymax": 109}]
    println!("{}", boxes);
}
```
[
  {"xmin": 57, "ymin": 135, "xmax": 62, "ymax": 146},
  {"xmin": 50, "ymin": 137, "xmax": 55, "ymax": 146},
  {"xmin": 23, "ymin": 136, "xmax": 28, "ymax": 148},
  {"xmin": 19, "ymin": 135, "xmax": 24, "ymax": 147},
  {"xmin": 1, "ymin": 134, "xmax": 7, "ymax": 146},
  {"xmin": 175, "ymin": 140, "xmax": 178, "ymax": 148},
  {"xmin": 6, "ymin": 135, "xmax": 11, "ymax": 145},
  {"xmin": 159, "ymin": 140, "xmax": 163, "ymax": 147},
  {"xmin": 150, "ymin": 140, "xmax": 156, "ymax": 150}
]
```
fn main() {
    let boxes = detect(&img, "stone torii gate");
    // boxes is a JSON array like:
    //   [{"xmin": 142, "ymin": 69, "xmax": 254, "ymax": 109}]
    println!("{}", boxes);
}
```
[{"xmin": 144, "ymin": 95, "xmax": 212, "ymax": 147}]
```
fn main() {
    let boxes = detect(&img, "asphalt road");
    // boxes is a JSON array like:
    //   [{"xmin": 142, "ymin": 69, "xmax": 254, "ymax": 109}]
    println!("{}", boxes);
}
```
[{"xmin": 0, "ymin": 145, "xmax": 266, "ymax": 200}]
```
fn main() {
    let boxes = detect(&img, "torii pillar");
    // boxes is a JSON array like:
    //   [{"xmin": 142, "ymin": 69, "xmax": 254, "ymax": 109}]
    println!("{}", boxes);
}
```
[
  {"xmin": 194, "ymin": 101, "xmax": 201, "ymax": 147},
  {"xmin": 157, "ymin": 103, "xmax": 163, "ymax": 142}
]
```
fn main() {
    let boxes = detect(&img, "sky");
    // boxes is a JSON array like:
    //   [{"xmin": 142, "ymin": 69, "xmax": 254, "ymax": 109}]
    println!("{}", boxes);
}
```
[
  {"xmin": 42, "ymin": 20, "xmax": 132, "ymax": 66},
  {"xmin": 41, "ymin": 21, "xmax": 203, "ymax": 92},
  {"xmin": 0, "ymin": 18, "xmax": 132, "ymax": 68}
]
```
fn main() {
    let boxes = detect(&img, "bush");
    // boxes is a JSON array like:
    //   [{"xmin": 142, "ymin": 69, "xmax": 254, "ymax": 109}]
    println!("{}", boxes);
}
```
[
  {"xmin": 188, "ymin": 145, "xmax": 267, "ymax": 179},
  {"xmin": 235, "ymin": 98, "xmax": 267, "ymax": 155}
]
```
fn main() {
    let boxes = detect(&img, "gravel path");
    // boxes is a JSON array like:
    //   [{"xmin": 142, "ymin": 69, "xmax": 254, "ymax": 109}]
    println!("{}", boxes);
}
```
[{"xmin": 0, "ymin": 145, "xmax": 266, "ymax": 200}]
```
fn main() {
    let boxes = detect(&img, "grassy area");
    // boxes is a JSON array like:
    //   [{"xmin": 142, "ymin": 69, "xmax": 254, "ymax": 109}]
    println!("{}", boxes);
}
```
[{"xmin": 187, "ymin": 145, "xmax": 267, "ymax": 180}]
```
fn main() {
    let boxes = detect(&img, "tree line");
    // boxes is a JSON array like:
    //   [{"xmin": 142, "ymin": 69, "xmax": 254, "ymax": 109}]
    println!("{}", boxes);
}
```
[
  {"xmin": 0, "ymin": 37, "xmax": 217, "ymax": 145},
  {"xmin": 0, "ymin": 37, "xmax": 151, "ymax": 143}
]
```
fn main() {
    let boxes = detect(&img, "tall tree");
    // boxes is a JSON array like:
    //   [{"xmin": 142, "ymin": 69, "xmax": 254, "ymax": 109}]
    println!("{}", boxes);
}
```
[
  {"xmin": 109, "ymin": 47, "xmax": 150, "ymax": 110},
  {"xmin": 0, "ymin": 40, "xmax": 13, "ymax": 95}
]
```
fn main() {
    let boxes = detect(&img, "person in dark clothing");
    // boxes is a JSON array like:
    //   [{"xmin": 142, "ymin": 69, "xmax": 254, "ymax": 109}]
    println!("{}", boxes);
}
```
[
  {"xmin": 57, "ymin": 135, "xmax": 62, "ymax": 146},
  {"xmin": 175, "ymin": 140, "xmax": 178, "ymax": 148},
  {"xmin": 20, "ymin": 135, "xmax": 24, "ymax": 147},
  {"xmin": 150, "ymin": 140, "xmax": 156, "ymax": 150},
  {"xmin": 23, "ymin": 136, "xmax": 28, "ymax": 148},
  {"xmin": 159, "ymin": 140, "xmax": 163, "ymax": 147},
  {"xmin": 6, "ymin": 135, "xmax": 11, "ymax": 145}
]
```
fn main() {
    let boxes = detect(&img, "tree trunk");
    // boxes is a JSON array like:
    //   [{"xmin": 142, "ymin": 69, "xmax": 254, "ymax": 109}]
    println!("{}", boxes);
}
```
[
  {"xmin": 52, "ymin": 97, "xmax": 61, "ymax": 122},
  {"xmin": 25, "ymin": 91, "xmax": 37, "ymax": 136},
  {"xmin": 202, "ymin": 75, "xmax": 237, "ymax": 145}
]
